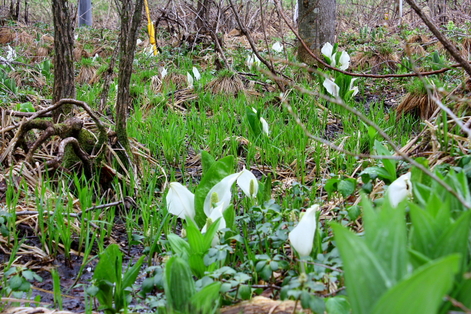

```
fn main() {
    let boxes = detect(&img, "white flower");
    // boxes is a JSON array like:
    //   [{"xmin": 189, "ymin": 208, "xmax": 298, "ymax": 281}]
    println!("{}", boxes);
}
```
[
  {"xmin": 6, "ymin": 45, "xmax": 16, "ymax": 62},
  {"xmin": 338, "ymin": 51, "xmax": 350, "ymax": 70},
  {"xmin": 349, "ymin": 78, "xmax": 359, "ymax": 96},
  {"xmin": 237, "ymin": 169, "xmax": 259, "ymax": 198},
  {"xmin": 387, "ymin": 172, "xmax": 413, "ymax": 208},
  {"xmin": 204, "ymin": 173, "xmax": 240, "ymax": 218},
  {"xmin": 321, "ymin": 42, "xmax": 336, "ymax": 67},
  {"xmin": 272, "ymin": 41, "xmax": 283, "ymax": 53},
  {"xmin": 246, "ymin": 54, "xmax": 261, "ymax": 68},
  {"xmin": 289, "ymin": 205, "xmax": 318, "ymax": 257},
  {"xmin": 160, "ymin": 67, "xmax": 168, "ymax": 79},
  {"xmin": 260, "ymin": 117, "xmax": 269, "ymax": 135},
  {"xmin": 166, "ymin": 182, "xmax": 195, "ymax": 220},
  {"xmin": 321, "ymin": 42, "xmax": 334, "ymax": 59},
  {"xmin": 136, "ymin": 38, "xmax": 143, "ymax": 46},
  {"xmin": 252, "ymin": 107, "xmax": 269, "ymax": 135},
  {"xmin": 192, "ymin": 67, "xmax": 201, "ymax": 81},
  {"xmin": 201, "ymin": 203, "xmax": 226, "ymax": 233},
  {"xmin": 187, "ymin": 72, "xmax": 194, "ymax": 88},
  {"xmin": 204, "ymin": 170, "xmax": 260, "ymax": 218},
  {"xmin": 323, "ymin": 78, "xmax": 339, "ymax": 97}
]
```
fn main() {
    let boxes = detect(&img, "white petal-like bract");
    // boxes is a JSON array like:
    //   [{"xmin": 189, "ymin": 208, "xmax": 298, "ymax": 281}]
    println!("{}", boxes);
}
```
[
  {"xmin": 289, "ymin": 205, "xmax": 318, "ymax": 257},
  {"xmin": 166, "ymin": 182, "xmax": 195, "ymax": 220},
  {"xmin": 187, "ymin": 72, "xmax": 194, "ymax": 88},
  {"xmin": 388, "ymin": 172, "xmax": 412, "ymax": 208},
  {"xmin": 323, "ymin": 78, "xmax": 340, "ymax": 97},
  {"xmin": 192, "ymin": 66, "xmax": 201, "ymax": 81},
  {"xmin": 272, "ymin": 41, "xmax": 283, "ymax": 53},
  {"xmin": 338, "ymin": 51, "xmax": 351, "ymax": 70},
  {"xmin": 203, "ymin": 173, "xmax": 240, "ymax": 217},
  {"xmin": 260, "ymin": 117, "xmax": 270, "ymax": 135},
  {"xmin": 321, "ymin": 42, "xmax": 334, "ymax": 59},
  {"xmin": 237, "ymin": 169, "xmax": 259, "ymax": 198}
]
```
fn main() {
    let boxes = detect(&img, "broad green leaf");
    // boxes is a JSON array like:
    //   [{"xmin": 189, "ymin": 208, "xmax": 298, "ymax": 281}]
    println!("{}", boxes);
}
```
[
  {"xmin": 201, "ymin": 151, "xmax": 216, "ymax": 176},
  {"xmin": 190, "ymin": 282, "xmax": 221, "ymax": 313},
  {"xmin": 371, "ymin": 255, "xmax": 460, "ymax": 314},
  {"xmin": 456, "ymin": 278, "xmax": 471, "ymax": 309},
  {"xmin": 435, "ymin": 211, "xmax": 471, "ymax": 272},
  {"xmin": 374, "ymin": 140, "xmax": 396, "ymax": 181},
  {"xmin": 164, "ymin": 256, "xmax": 196, "ymax": 312},
  {"xmin": 362, "ymin": 197, "xmax": 408, "ymax": 283},
  {"xmin": 325, "ymin": 295, "xmax": 351, "ymax": 314},
  {"xmin": 222, "ymin": 205, "xmax": 235, "ymax": 231},
  {"xmin": 331, "ymin": 223, "xmax": 391, "ymax": 314},
  {"xmin": 360, "ymin": 167, "xmax": 394, "ymax": 182},
  {"xmin": 122, "ymin": 255, "xmax": 145, "ymax": 289},
  {"xmin": 338, "ymin": 178, "xmax": 356, "ymax": 198},
  {"xmin": 194, "ymin": 156, "xmax": 235, "ymax": 227},
  {"xmin": 409, "ymin": 203, "xmax": 439, "ymax": 257},
  {"xmin": 93, "ymin": 244, "xmax": 121, "ymax": 284},
  {"xmin": 167, "ymin": 233, "xmax": 190, "ymax": 258}
]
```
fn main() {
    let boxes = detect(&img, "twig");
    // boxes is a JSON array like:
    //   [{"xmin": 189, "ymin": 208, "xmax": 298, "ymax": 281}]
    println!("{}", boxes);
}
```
[
  {"xmin": 274, "ymin": 77, "xmax": 471, "ymax": 209},
  {"xmin": 227, "ymin": 0, "xmax": 285, "ymax": 91},
  {"xmin": 404, "ymin": 0, "xmax": 471, "ymax": 77},
  {"xmin": 273, "ymin": 0, "xmax": 470, "ymax": 79}
]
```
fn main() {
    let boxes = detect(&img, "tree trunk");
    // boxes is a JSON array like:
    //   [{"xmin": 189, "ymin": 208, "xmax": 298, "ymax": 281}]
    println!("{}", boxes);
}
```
[
  {"xmin": 297, "ymin": 0, "xmax": 336, "ymax": 64},
  {"xmin": 78, "ymin": 0, "xmax": 92, "ymax": 27},
  {"xmin": 52, "ymin": 0, "xmax": 76, "ymax": 122},
  {"xmin": 115, "ymin": 0, "xmax": 144, "ymax": 167}
]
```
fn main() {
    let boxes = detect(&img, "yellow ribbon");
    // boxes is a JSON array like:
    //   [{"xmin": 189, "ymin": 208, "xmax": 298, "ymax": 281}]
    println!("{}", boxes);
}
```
[{"xmin": 144, "ymin": 0, "xmax": 158, "ymax": 55}]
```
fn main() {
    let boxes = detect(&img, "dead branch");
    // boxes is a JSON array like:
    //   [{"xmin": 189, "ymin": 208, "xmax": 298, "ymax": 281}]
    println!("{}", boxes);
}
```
[{"xmin": 273, "ymin": 0, "xmax": 471, "ymax": 79}]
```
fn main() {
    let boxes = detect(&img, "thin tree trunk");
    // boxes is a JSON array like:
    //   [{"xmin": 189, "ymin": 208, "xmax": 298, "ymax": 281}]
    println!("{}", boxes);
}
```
[
  {"xmin": 297, "ymin": 0, "xmax": 336, "ymax": 64},
  {"xmin": 52, "ymin": 0, "xmax": 76, "ymax": 122},
  {"xmin": 115, "ymin": 0, "xmax": 144, "ymax": 167}
]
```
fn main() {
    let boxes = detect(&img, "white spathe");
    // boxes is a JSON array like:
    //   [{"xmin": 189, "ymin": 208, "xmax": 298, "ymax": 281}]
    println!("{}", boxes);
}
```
[
  {"xmin": 160, "ymin": 67, "xmax": 168, "ymax": 79},
  {"xmin": 323, "ymin": 78, "xmax": 340, "ymax": 97},
  {"xmin": 203, "ymin": 173, "xmax": 240, "ymax": 217},
  {"xmin": 388, "ymin": 172, "xmax": 412, "ymax": 207},
  {"xmin": 166, "ymin": 182, "xmax": 195, "ymax": 220},
  {"xmin": 349, "ymin": 78, "xmax": 359, "ymax": 96},
  {"xmin": 321, "ymin": 42, "xmax": 336, "ymax": 67},
  {"xmin": 187, "ymin": 72, "xmax": 194, "ymax": 88},
  {"xmin": 289, "ymin": 204, "xmax": 318, "ymax": 257},
  {"xmin": 192, "ymin": 67, "xmax": 201, "ymax": 81},
  {"xmin": 201, "ymin": 203, "xmax": 226, "ymax": 233},
  {"xmin": 237, "ymin": 169, "xmax": 259, "ymax": 198},
  {"xmin": 260, "ymin": 117, "xmax": 270, "ymax": 135},
  {"xmin": 272, "ymin": 41, "xmax": 283, "ymax": 53},
  {"xmin": 246, "ymin": 54, "xmax": 261, "ymax": 68},
  {"xmin": 338, "ymin": 51, "xmax": 351, "ymax": 70}
]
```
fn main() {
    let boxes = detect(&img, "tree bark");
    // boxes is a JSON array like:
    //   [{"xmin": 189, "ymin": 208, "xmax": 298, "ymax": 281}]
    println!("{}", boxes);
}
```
[
  {"xmin": 78, "ymin": 0, "xmax": 93, "ymax": 27},
  {"xmin": 297, "ymin": 0, "xmax": 336, "ymax": 64},
  {"xmin": 52, "ymin": 0, "xmax": 76, "ymax": 122},
  {"xmin": 115, "ymin": 0, "xmax": 144, "ymax": 166}
]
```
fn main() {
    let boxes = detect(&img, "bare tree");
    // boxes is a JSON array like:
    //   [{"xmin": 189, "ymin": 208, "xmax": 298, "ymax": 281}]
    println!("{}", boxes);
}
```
[
  {"xmin": 115, "ymin": 0, "xmax": 144, "ymax": 167},
  {"xmin": 297, "ymin": 0, "xmax": 336, "ymax": 64},
  {"xmin": 52, "ymin": 0, "xmax": 76, "ymax": 122}
]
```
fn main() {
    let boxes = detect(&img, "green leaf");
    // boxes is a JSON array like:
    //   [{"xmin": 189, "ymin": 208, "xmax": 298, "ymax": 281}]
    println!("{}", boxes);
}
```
[
  {"xmin": 222, "ymin": 205, "xmax": 235, "ymax": 231},
  {"xmin": 194, "ymin": 156, "xmax": 235, "ymax": 227},
  {"xmin": 371, "ymin": 255, "xmax": 460, "ymax": 314},
  {"xmin": 338, "ymin": 178, "xmax": 356, "ymax": 198},
  {"xmin": 93, "ymin": 244, "xmax": 121, "ymax": 284},
  {"xmin": 201, "ymin": 151, "xmax": 216, "ymax": 176},
  {"xmin": 237, "ymin": 285, "xmax": 252, "ymax": 300},
  {"xmin": 362, "ymin": 197, "xmax": 408, "ymax": 283},
  {"xmin": 164, "ymin": 256, "xmax": 196, "ymax": 312},
  {"xmin": 331, "ymin": 222, "xmax": 391, "ymax": 314},
  {"xmin": 360, "ymin": 167, "xmax": 394, "ymax": 182},
  {"xmin": 167, "ymin": 233, "xmax": 190, "ymax": 257},
  {"xmin": 325, "ymin": 296, "xmax": 351, "ymax": 314},
  {"xmin": 190, "ymin": 282, "xmax": 221, "ymax": 313},
  {"xmin": 9, "ymin": 276, "xmax": 23, "ymax": 290},
  {"xmin": 374, "ymin": 140, "xmax": 396, "ymax": 180},
  {"xmin": 122, "ymin": 255, "xmax": 145, "ymax": 289}
]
